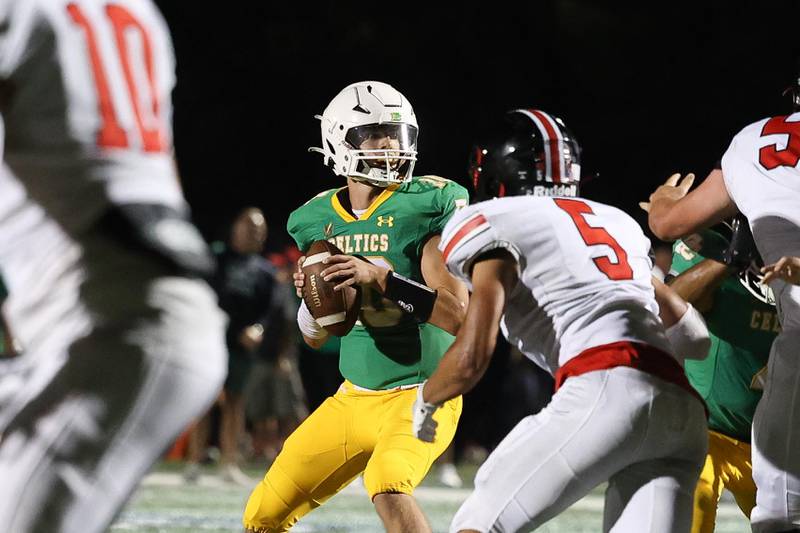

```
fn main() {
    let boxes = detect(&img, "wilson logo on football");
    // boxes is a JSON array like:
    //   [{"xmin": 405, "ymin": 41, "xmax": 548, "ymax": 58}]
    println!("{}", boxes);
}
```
[{"xmin": 308, "ymin": 274, "xmax": 322, "ymax": 308}]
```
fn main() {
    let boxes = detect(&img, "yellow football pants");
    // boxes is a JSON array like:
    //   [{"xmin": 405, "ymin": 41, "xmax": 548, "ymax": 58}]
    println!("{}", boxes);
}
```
[
  {"xmin": 691, "ymin": 430, "xmax": 756, "ymax": 533},
  {"xmin": 243, "ymin": 381, "xmax": 462, "ymax": 532}
]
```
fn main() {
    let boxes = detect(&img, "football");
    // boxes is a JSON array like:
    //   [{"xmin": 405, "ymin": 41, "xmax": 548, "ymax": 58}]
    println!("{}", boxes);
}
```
[{"xmin": 301, "ymin": 239, "xmax": 361, "ymax": 337}]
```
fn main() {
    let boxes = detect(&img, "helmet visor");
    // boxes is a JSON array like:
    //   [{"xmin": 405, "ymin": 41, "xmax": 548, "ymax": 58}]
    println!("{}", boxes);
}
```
[
  {"xmin": 344, "ymin": 123, "xmax": 418, "ymax": 184},
  {"xmin": 345, "ymin": 123, "xmax": 418, "ymax": 159}
]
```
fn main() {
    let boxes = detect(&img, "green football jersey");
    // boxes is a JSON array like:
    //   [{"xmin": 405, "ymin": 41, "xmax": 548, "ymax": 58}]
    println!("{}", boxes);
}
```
[
  {"xmin": 672, "ymin": 230, "xmax": 777, "ymax": 442},
  {"xmin": 288, "ymin": 176, "xmax": 469, "ymax": 390}
]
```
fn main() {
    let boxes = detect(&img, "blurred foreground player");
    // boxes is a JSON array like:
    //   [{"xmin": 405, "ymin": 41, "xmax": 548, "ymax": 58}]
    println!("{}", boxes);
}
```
[
  {"xmin": 645, "ymin": 73, "xmax": 800, "ymax": 532},
  {"xmin": 0, "ymin": 272, "xmax": 20, "ymax": 358},
  {"xmin": 0, "ymin": 1, "xmax": 226, "ymax": 532},
  {"xmin": 243, "ymin": 81, "xmax": 469, "ymax": 532},
  {"xmin": 414, "ymin": 109, "xmax": 709, "ymax": 533}
]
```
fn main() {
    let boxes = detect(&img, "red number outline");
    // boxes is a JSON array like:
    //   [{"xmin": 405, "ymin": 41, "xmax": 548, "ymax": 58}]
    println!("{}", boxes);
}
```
[
  {"xmin": 553, "ymin": 198, "xmax": 634, "ymax": 281},
  {"xmin": 67, "ymin": 3, "xmax": 128, "ymax": 149},
  {"xmin": 758, "ymin": 115, "xmax": 800, "ymax": 170},
  {"xmin": 67, "ymin": 3, "xmax": 165, "ymax": 152}
]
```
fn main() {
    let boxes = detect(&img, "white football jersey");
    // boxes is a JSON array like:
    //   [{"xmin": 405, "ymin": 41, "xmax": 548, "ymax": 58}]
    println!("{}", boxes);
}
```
[
  {"xmin": 0, "ymin": 0, "xmax": 184, "ymax": 234},
  {"xmin": 440, "ymin": 196, "xmax": 672, "ymax": 375},
  {"xmin": 721, "ymin": 113, "xmax": 800, "ymax": 263}
]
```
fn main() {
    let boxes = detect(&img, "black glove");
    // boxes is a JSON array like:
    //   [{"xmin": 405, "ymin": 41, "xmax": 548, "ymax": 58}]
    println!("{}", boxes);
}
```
[
  {"xmin": 721, "ymin": 214, "xmax": 758, "ymax": 271},
  {"xmin": 100, "ymin": 203, "xmax": 216, "ymax": 279}
]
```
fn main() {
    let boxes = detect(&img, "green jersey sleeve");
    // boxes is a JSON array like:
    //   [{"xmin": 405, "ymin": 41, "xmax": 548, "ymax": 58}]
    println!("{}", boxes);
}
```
[
  {"xmin": 287, "ymin": 189, "xmax": 338, "ymax": 252},
  {"xmin": 670, "ymin": 229, "xmax": 729, "ymax": 276},
  {"xmin": 426, "ymin": 177, "xmax": 469, "ymax": 236},
  {"xmin": 286, "ymin": 209, "xmax": 311, "ymax": 252}
]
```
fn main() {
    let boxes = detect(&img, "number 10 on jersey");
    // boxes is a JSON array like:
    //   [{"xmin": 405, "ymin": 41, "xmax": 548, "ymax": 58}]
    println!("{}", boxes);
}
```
[{"xmin": 67, "ymin": 3, "xmax": 166, "ymax": 152}]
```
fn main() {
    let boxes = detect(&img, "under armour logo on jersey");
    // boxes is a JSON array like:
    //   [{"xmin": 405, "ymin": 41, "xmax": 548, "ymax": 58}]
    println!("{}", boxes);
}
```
[{"xmin": 377, "ymin": 216, "xmax": 394, "ymax": 227}]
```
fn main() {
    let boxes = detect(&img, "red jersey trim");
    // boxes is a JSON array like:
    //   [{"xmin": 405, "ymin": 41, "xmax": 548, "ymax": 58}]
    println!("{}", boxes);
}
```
[
  {"xmin": 554, "ymin": 341, "xmax": 707, "ymax": 416},
  {"xmin": 442, "ymin": 214, "xmax": 488, "ymax": 263}
]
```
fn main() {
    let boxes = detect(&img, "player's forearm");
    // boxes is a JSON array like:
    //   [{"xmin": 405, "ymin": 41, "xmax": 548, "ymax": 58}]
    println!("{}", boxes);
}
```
[
  {"xmin": 424, "ymin": 273, "xmax": 504, "ymax": 404},
  {"xmin": 424, "ymin": 336, "xmax": 495, "ymax": 405},
  {"xmin": 649, "ymin": 169, "xmax": 738, "ymax": 240},
  {"xmin": 297, "ymin": 300, "xmax": 330, "ymax": 349},
  {"xmin": 648, "ymin": 200, "xmax": 695, "ymax": 241},
  {"xmin": 668, "ymin": 259, "xmax": 731, "ymax": 313},
  {"xmin": 302, "ymin": 332, "xmax": 329, "ymax": 350},
  {"xmin": 426, "ymin": 287, "xmax": 467, "ymax": 335}
]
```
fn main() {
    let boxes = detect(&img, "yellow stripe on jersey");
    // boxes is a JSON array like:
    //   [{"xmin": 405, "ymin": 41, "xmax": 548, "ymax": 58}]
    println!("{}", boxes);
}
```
[{"xmin": 330, "ymin": 184, "xmax": 399, "ymax": 223}]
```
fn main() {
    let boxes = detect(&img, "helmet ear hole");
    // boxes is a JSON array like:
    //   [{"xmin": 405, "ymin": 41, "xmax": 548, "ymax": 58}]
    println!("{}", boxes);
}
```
[{"xmin": 326, "ymin": 140, "xmax": 336, "ymax": 155}]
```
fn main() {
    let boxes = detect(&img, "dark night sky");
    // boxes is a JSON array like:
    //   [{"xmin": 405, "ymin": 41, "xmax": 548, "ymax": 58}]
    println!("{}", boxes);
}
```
[{"xmin": 155, "ymin": 1, "xmax": 800, "ymax": 251}]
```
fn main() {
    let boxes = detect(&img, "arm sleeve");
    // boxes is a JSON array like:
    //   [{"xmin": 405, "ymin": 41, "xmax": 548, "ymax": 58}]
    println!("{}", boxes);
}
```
[
  {"xmin": 439, "ymin": 205, "xmax": 519, "ymax": 289},
  {"xmin": 286, "ymin": 208, "xmax": 313, "ymax": 252},
  {"xmin": 719, "ymin": 126, "xmax": 753, "ymax": 214},
  {"xmin": 670, "ymin": 240, "xmax": 702, "ymax": 277},
  {"xmin": 428, "ymin": 179, "xmax": 470, "ymax": 236},
  {"xmin": 670, "ymin": 229, "xmax": 729, "ymax": 277}
]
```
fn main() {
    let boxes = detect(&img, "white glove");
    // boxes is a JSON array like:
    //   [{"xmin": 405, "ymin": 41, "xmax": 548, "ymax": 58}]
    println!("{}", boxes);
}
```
[{"xmin": 412, "ymin": 381, "xmax": 439, "ymax": 442}]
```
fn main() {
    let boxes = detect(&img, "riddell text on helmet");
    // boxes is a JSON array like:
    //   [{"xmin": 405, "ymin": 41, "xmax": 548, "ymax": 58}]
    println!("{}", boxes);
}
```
[{"xmin": 534, "ymin": 184, "xmax": 577, "ymax": 196}]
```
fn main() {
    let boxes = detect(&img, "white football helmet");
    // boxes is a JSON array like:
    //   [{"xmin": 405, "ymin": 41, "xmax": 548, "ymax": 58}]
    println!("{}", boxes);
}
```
[{"xmin": 310, "ymin": 81, "xmax": 418, "ymax": 186}]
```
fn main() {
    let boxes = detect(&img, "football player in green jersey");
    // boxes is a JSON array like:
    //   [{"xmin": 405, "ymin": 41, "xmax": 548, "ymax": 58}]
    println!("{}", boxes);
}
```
[
  {"xmin": 669, "ymin": 216, "xmax": 778, "ymax": 533},
  {"xmin": 243, "ymin": 81, "xmax": 469, "ymax": 533}
]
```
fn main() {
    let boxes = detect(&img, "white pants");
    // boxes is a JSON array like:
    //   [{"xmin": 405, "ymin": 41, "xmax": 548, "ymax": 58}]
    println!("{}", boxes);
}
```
[
  {"xmin": 0, "ymin": 215, "xmax": 227, "ymax": 533},
  {"xmin": 751, "ymin": 216, "xmax": 800, "ymax": 533},
  {"xmin": 450, "ymin": 367, "xmax": 708, "ymax": 533}
]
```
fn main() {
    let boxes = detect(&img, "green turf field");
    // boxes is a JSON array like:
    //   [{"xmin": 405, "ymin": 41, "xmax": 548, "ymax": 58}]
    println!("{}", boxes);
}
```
[{"xmin": 111, "ymin": 462, "xmax": 752, "ymax": 533}]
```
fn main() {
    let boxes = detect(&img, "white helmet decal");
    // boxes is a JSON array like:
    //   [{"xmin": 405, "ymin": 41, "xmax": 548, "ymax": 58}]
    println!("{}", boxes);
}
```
[{"xmin": 309, "ymin": 81, "xmax": 418, "ymax": 187}]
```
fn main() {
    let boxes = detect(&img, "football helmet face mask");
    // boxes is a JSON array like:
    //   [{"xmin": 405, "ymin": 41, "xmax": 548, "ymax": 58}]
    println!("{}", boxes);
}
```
[
  {"xmin": 470, "ymin": 109, "xmax": 581, "ymax": 201},
  {"xmin": 713, "ymin": 218, "xmax": 776, "ymax": 306},
  {"xmin": 784, "ymin": 59, "xmax": 800, "ymax": 112},
  {"xmin": 310, "ymin": 81, "xmax": 418, "ymax": 187}
]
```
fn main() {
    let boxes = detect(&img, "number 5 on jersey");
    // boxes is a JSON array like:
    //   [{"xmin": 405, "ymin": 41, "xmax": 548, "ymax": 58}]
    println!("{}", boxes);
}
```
[
  {"xmin": 554, "ymin": 198, "xmax": 634, "ymax": 281},
  {"xmin": 67, "ymin": 3, "xmax": 166, "ymax": 152}
]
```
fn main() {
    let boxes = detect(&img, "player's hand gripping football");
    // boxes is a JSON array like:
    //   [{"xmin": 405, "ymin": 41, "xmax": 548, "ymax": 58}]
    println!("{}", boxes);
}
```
[
  {"xmin": 412, "ymin": 382, "xmax": 439, "ymax": 442},
  {"xmin": 293, "ymin": 256, "xmax": 306, "ymax": 298},
  {"xmin": 639, "ymin": 172, "xmax": 695, "ymax": 213},
  {"xmin": 761, "ymin": 256, "xmax": 800, "ymax": 286},
  {"xmin": 320, "ymin": 255, "xmax": 389, "ymax": 292}
]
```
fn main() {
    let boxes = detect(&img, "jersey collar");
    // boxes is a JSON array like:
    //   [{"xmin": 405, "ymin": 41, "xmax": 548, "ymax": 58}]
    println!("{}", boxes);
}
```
[{"xmin": 331, "ymin": 184, "xmax": 399, "ymax": 223}]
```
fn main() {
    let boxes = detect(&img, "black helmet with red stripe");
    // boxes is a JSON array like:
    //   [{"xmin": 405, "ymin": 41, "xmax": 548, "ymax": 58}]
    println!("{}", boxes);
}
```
[
  {"xmin": 470, "ymin": 109, "xmax": 581, "ymax": 201},
  {"xmin": 786, "ymin": 59, "xmax": 800, "ymax": 111}
]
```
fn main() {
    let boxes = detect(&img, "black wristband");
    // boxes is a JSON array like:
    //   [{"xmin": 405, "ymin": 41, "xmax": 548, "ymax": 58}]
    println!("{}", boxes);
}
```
[{"xmin": 383, "ymin": 271, "xmax": 437, "ymax": 322}]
